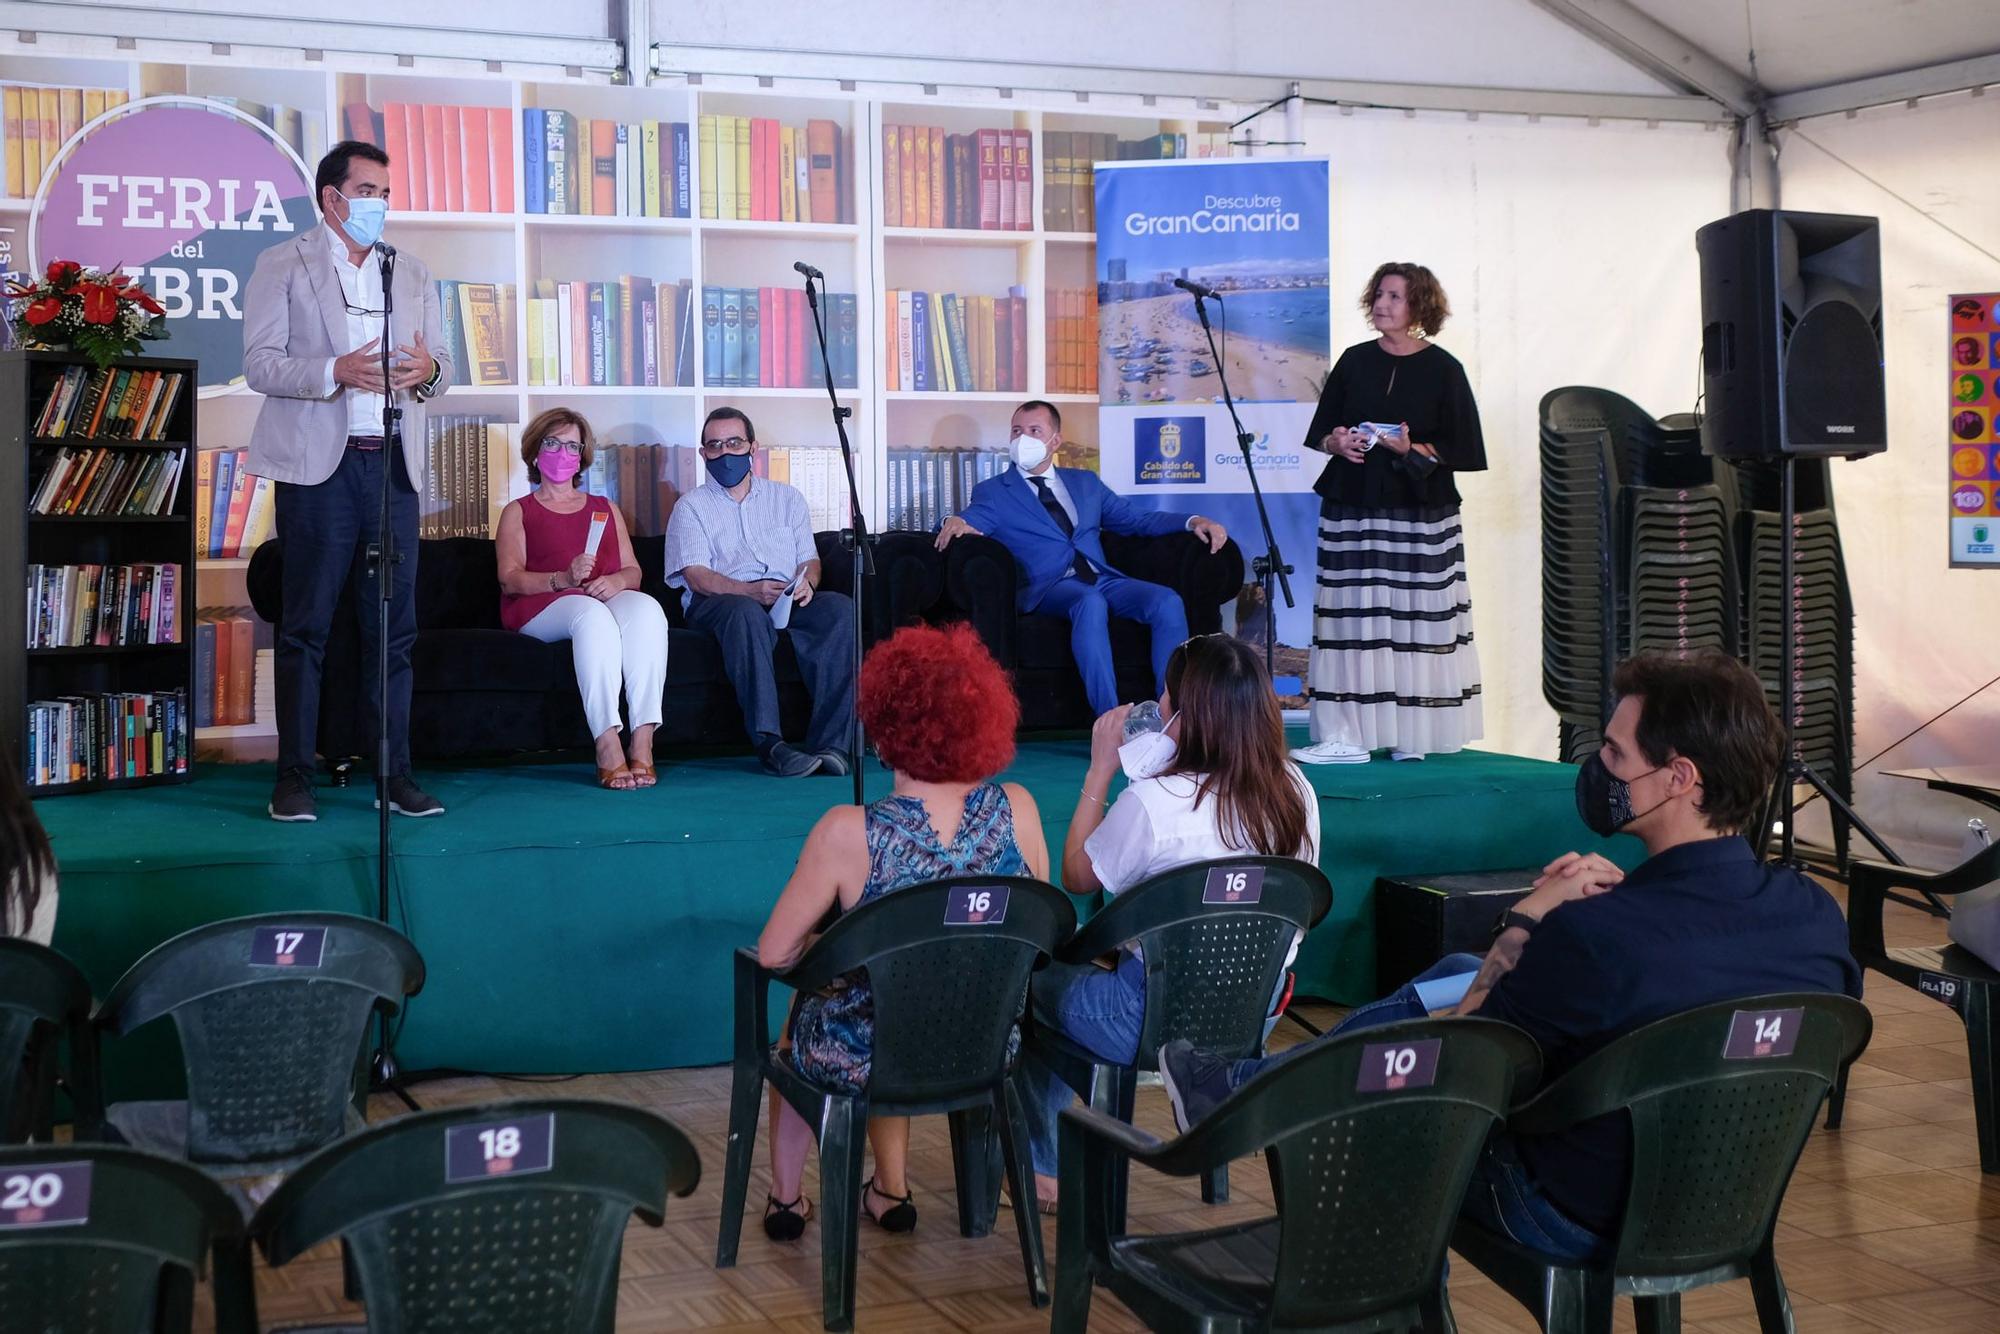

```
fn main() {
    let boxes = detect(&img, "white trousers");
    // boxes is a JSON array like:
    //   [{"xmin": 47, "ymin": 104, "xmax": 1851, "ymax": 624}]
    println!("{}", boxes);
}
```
[{"xmin": 518, "ymin": 590, "xmax": 669, "ymax": 740}]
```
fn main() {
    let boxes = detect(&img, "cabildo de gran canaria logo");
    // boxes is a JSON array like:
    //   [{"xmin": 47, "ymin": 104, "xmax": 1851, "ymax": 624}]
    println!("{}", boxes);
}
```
[
  {"xmin": 1135, "ymin": 417, "xmax": 1206, "ymax": 484},
  {"xmin": 1124, "ymin": 191, "xmax": 1301, "ymax": 236}
]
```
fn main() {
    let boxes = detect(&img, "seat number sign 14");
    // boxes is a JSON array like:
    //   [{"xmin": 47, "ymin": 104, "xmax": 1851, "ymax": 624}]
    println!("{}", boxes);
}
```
[
  {"xmin": 0, "ymin": 1162, "xmax": 91, "ymax": 1229},
  {"xmin": 1356, "ymin": 1039, "xmax": 1441, "ymax": 1092},
  {"xmin": 944, "ymin": 885, "xmax": 1009, "ymax": 925},
  {"xmin": 1722, "ymin": 1007, "xmax": 1804, "ymax": 1059},
  {"xmin": 1202, "ymin": 865, "xmax": 1264, "ymax": 905},
  {"xmin": 250, "ymin": 925, "xmax": 328, "ymax": 969},
  {"xmin": 444, "ymin": 1112, "xmax": 556, "ymax": 1184}
]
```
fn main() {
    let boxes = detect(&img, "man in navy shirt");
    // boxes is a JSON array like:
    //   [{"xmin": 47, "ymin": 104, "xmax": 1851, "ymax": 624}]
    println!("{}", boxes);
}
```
[{"xmin": 1162, "ymin": 648, "xmax": 1860, "ymax": 1257}]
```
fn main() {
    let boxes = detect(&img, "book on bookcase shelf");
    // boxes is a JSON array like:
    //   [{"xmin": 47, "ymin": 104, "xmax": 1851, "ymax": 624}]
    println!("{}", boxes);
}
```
[
  {"xmin": 24, "ymin": 689, "xmax": 189, "ymax": 788},
  {"xmin": 419, "ymin": 416, "xmax": 529, "ymax": 540},
  {"xmin": 29, "ymin": 445, "xmax": 186, "ymax": 519},
  {"xmin": 884, "ymin": 446, "xmax": 1008, "ymax": 533},
  {"xmin": 192, "ymin": 448, "xmax": 276, "ymax": 559},
  {"xmin": 523, "ymin": 110, "xmax": 690, "ymax": 218},
  {"xmin": 34, "ymin": 365, "xmax": 188, "ymax": 441},
  {"xmin": 701, "ymin": 287, "xmax": 858, "ymax": 389},
  {"xmin": 1039, "ymin": 129, "xmax": 1234, "ymax": 232},
  {"xmin": 436, "ymin": 279, "xmax": 518, "ymax": 386},
  {"xmin": 2, "ymin": 85, "xmax": 129, "ymax": 199},
  {"xmin": 882, "ymin": 288, "xmax": 1027, "ymax": 393},
  {"xmin": 192, "ymin": 607, "xmax": 269, "ymax": 729},
  {"xmin": 25, "ymin": 561, "xmax": 180, "ymax": 648},
  {"xmin": 696, "ymin": 115, "xmax": 848, "ymax": 224},
  {"xmin": 1045, "ymin": 286, "xmax": 1099, "ymax": 395},
  {"xmin": 342, "ymin": 100, "xmax": 515, "ymax": 212},
  {"xmin": 882, "ymin": 123, "xmax": 1031, "ymax": 231},
  {"xmin": 526, "ymin": 277, "xmax": 694, "ymax": 387}
]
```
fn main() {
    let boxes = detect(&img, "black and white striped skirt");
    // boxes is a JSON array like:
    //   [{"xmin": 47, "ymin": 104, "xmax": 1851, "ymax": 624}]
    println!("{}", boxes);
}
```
[{"xmin": 1307, "ymin": 503, "xmax": 1483, "ymax": 755}]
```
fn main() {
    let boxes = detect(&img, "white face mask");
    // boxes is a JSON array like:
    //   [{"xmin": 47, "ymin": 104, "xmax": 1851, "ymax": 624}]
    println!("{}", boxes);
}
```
[
  {"xmin": 1010, "ymin": 436, "xmax": 1051, "ymax": 471},
  {"xmin": 1118, "ymin": 712, "xmax": 1179, "ymax": 780}
]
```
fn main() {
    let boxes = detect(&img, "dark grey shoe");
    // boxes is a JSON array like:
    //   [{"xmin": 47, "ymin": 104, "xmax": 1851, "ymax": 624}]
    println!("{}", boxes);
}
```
[
  {"xmin": 1158, "ymin": 1039, "xmax": 1234, "ymax": 1134},
  {"xmin": 762, "ymin": 742, "xmax": 823, "ymax": 778},
  {"xmin": 374, "ymin": 774, "xmax": 445, "ymax": 817},
  {"xmin": 813, "ymin": 749, "xmax": 852, "ymax": 777},
  {"xmin": 268, "ymin": 768, "xmax": 318, "ymax": 823}
]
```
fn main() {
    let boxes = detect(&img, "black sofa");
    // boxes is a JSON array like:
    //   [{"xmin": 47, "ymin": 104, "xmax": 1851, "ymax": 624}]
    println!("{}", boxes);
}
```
[{"xmin": 245, "ymin": 530, "xmax": 945, "ymax": 764}]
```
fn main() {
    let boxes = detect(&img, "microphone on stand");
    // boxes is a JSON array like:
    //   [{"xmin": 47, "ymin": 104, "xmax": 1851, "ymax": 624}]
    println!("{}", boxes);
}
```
[
  {"xmin": 793, "ymin": 260, "xmax": 824, "ymax": 280},
  {"xmin": 1173, "ymin": 276, "xmax": 1220, "ymax": 299},
  {"xmin": 375, "ymin": 241, "xmax": 398, "ymax": 261}
]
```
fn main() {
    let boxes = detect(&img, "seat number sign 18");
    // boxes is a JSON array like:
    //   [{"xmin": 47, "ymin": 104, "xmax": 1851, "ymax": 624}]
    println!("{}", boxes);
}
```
[
  {"xmin": 944, "ymin": 885, "xmax": 1009, "ymax": 925},
  {"xmin": 0, "ymin": 1162, "xmax": 91, "ymax": 1229},
  {"xmin": 1356, "ymin": 1038, "xmax": 1441, "ymax": 1092},
  {"xmin": 250, "ymin": 925, "xmax": 328, "ymax": 969},
  {"xmin": 1722, "ymin": 1007, "xmax": 1804, "ymax": 1060},
  {"xmin": 1202, "ymin": 865, "xmax": 1265, "ymax": 905},
  {"xmin": 444, "ymin": 1112, "xmax": 556, "ymax": 1184}
]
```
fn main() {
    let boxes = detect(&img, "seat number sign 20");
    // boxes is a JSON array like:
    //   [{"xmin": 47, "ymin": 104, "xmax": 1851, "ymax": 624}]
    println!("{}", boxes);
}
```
[
  {"xmin": 1356, "ymin": 1039, "xmax": 1441, "ymax": 1092},
  {"xmin": 444, "ymin": 1112, "xmax": 556, "ymax": 1183},
  {"xmin": 0, "ymin": 1162, "xmax": 91, "ymax": 1229}
]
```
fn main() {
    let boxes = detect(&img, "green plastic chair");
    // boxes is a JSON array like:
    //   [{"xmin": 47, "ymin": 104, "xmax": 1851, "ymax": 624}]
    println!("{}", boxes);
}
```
[
  {"xmin": 1449, "ymin": 992, "xmax": 1873, "ymax": 1334},
  {"xmin": 0, "ymin": 1141, "xmax": 258, "ymax": 1333},
  {"xmin": 94, "ymin": 911, "xmax": 424, "ymax": 1175},
  {"xmin": 714, "ymin": 875, "xmax": 1077, "ymax": 1332},
  {"xmin": 1831, "ymin": 840, "xmax": 2000, "ymax": 1172},
  {"xmin": 0, "ymin": 937, "xmax": 103, "ymax": 1142},
  {"xmin": 1053, "ymin": 1016, "xmax": 1541, "ymax": 1334},
  {"xmin": 1023, "ymin": 855, "xmax": 1332, "ymax": 1225},
  {"xmin": 250, "ymin": 1097, "xmax": 699, "ymax": 1333}
]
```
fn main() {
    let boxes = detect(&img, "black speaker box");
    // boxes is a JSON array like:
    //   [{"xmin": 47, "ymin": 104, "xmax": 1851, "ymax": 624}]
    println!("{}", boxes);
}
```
[
  {"xmin": 1696, "ymin": 209, "xmax": 1886, "ymax": 460},
  {"xmin": 1372, "ymin": 869, "xmax": 1537, "ymax": 993}
]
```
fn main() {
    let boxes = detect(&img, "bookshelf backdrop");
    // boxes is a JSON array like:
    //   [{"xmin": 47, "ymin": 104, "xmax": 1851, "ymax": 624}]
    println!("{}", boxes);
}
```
[{"xmin": 0, "ymin": 50, "xmax": 1234, "ymax": 765}]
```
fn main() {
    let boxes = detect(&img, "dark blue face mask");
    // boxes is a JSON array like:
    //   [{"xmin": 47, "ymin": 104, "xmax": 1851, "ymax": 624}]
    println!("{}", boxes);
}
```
[
  {"xmin": 1575, "ymin": 754, "xmax": 1666, "ymax": 836},
  {"xmin": 706, "ymin": 452, "xmax": 752, "ymax": 487}
]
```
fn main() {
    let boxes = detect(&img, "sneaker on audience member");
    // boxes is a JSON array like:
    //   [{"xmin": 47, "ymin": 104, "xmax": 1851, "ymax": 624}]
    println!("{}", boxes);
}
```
[
  {"xmin": 1290, "ymin": 740, "xmax": 1372, "ymax": 765},
  {"xmin": 375, "ymin": 774, "xmax": 445, "ymax": 817},
  {"xmin": 1157, "ymin": 1040, "xmax": 1233, "ymax": 1134},
  {"xmin": 814, "ymin": 749, "xmax": 852, "ymax": 777},
  {"xmin": 761, "ymin": 741, "xmax": 824, "ymax": 778},
  {"xmin": 268, "ymin": 767, "xmax": 318, "ymax": 823}
]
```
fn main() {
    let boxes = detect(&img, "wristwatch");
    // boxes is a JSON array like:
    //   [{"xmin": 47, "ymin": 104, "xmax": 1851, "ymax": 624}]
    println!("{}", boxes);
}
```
[{"xmin": 1493, "ymin": 908, "xmax": 1540, "ymax": 940}]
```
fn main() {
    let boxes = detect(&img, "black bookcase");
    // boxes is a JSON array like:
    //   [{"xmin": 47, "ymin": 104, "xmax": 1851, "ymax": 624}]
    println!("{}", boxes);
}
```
[{"xmin": 1, "ymin": 348, "xmax": 199, "ymax": 794}]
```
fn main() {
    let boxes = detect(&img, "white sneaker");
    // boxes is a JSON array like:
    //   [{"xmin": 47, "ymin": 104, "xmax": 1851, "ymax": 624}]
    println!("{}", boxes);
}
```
[
  {"xmin": 1290, "ymin": 740, "xmax": 1372, "ymax": 765},
  {"xmin": 1389, "ymin": 749, "xmax": 1425, "ymax": 762}
]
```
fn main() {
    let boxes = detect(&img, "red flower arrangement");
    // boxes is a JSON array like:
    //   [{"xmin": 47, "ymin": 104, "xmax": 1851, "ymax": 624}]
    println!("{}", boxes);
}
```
[{"xmin": 9, "ymin": 259, "xmax": 167, "ymax": 368}]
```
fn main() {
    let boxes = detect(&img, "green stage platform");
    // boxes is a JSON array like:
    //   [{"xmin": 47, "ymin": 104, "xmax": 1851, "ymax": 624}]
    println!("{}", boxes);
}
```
[{"xmin": 35, "ymin": 736, "xmax": 1629, "ymax": 1098}]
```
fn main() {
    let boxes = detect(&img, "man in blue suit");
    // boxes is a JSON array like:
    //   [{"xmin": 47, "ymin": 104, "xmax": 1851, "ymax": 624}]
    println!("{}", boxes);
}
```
[{"xmin": 936, "ymin": 401, "xmax": 1229, "ymax": 715}]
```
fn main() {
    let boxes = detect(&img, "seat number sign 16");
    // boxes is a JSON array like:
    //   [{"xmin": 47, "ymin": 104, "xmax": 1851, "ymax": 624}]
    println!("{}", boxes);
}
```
[
  {"xmin": 444, "ymin": 1112, "xmax": 556, "ymax": 1184},
  {"xmin": 944, "ymin": 885, "xmax": 1009, "ymax": 925},
  {"xmin": 1356, "ymin": 1039, "xmax": 1441, "ymax": 1092},
  {"xmin": 1202, "ymin": 865, "xmax": 1265, "ymax": 905},
  {"xmin": 1722, "ymin": 1007, "xmax": 1804, "ymax": 1060},
  {"xmin": 250, "ymin": 925, "xmax": 328, "ymax": 969},
  {"xmin": 0, "ymin": 1162, "xmax": 91, "ymax": 1229}
]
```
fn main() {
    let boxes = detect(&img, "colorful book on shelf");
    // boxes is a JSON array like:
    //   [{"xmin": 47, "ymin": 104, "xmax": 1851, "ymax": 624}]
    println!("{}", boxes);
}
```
[{"xmin": 699, "ymin": 287, "xmax": 859, "ymax": 389}]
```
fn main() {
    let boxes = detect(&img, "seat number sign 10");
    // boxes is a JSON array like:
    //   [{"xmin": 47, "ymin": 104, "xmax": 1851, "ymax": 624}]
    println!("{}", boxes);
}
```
[
  {"xmin": 250, "ymin": 925, "xmax": 328, "ymax": 969},
  {"xmin": 944, "ymin": 885, "xmax": 1009, "ymax": 925},
  {"xmin": 1202, "ymin": 865, "xmax": 1265, "ymax": 905},
  {"xmin": 444, "ymin": 1112, "xmax": 556, "ymax": 1183},
  {"xmin": 0, "ymin": 1162, "xmax": 91, "ymax": 1229},
  {"xmin": 1722, "ymin": 1007, "xmax": 1804, "ymax": 1060},
  {"xmin": 1356, "ymin": 1039, "xmax": 1441, "ymax": 1092}
]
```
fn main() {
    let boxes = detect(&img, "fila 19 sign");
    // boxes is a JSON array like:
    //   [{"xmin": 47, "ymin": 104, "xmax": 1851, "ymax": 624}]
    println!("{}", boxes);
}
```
[{"xmin": 30, "ymin": 96, "xmax": 316, "ymax": 391}]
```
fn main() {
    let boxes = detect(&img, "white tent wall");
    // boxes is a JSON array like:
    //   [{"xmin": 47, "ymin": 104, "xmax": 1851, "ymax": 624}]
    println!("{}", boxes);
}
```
[
  {"xmin": 1257, "ymin": 106, "xmax": 1732, "ymax": 764},
  {"xmin": 50, "ymin": 0, "xmax": 611, "ymax": 38},
  {"xmin": 1775, "ymin": 93, "xmax": 2000, "ymax": 865}
]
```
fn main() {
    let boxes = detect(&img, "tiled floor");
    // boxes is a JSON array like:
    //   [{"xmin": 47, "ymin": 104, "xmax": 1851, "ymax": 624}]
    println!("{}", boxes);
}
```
[{"xmin": 214, "ymin": 885, "xmax": 1998, "ymax": 1332}]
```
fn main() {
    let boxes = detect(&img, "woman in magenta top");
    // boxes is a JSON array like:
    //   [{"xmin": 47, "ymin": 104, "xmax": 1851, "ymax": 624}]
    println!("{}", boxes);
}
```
[{"xmin": 495, "ymin": 408, "xmax": 669, "ymax": 789}]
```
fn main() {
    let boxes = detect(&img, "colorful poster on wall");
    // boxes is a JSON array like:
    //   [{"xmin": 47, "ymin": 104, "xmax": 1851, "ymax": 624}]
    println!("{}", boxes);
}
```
[
  {"xmin": 1094, "ymin": 158, "xmax": 1332, "ymax": 698},
  {"xmin": 1949, "ymin": 292, "xmax": 2000, "ymax": 567}
]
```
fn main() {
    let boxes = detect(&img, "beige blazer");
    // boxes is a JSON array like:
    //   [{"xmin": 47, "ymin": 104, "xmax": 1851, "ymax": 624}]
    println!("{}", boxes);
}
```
[{"xmin": 242, "ymin": 227, "xmax": 453, "ymax": 488}]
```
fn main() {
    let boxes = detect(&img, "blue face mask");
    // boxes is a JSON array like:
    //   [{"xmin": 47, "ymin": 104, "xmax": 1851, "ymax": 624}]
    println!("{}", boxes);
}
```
[
  {"xmin": 336, "ymin": 189, "xmax": 387, "ymax": 249},
  {"xmin": 706, "ymin": 452, "xmax": 753, "ymax": 487}
]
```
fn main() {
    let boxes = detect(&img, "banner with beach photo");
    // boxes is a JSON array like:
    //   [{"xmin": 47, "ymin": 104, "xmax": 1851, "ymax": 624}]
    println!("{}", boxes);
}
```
[{"xmin": 1094, "ymin": 157, "xmax": 1332, "ymax": 697}]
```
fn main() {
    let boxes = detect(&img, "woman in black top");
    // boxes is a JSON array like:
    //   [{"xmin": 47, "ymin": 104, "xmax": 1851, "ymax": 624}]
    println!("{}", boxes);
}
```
[{"xmin": 1291, "ymin": 263, "xmax": 1486, "ymax": 764}]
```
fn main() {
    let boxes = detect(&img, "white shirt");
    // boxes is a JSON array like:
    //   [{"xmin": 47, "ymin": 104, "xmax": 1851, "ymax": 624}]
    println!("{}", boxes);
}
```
[
  {"xmin": 661, "ymin": 475, "xmax": 818, "ymax": 611},
  {"xmin": 1016, "ymin": 461, "xmax": 1078, "ymax": 525},
  {"xmin": 318, "ymin": 222, "xmax": 389, "ymax": 439},
  {"xmin": 1084, "ymin": 763, "xmax": 1321, "ymax": 967},
  {"xmin": 7, "ymin": 867, "xmax": 56, "ymax": 946}
]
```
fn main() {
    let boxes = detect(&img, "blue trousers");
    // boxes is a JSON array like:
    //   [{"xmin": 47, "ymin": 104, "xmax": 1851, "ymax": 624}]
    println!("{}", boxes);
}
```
[
  {"xmin": 1033, "ymin": 573, "xmax": 1188, "ymax": 717},
  {"xmin": 686, "ymin": 591, "xmax": 856, "ymax": 753},
  {"xmin": 1021, "ymin": 952, "xmax": 1148, "ymax": 1177}
]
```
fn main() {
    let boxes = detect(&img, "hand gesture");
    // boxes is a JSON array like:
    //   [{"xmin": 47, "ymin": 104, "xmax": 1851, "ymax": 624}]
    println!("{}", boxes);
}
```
[
  {"xmin": 566, "ymin": 553, "xmax": 596, "ymax": 587},
  {"xmin": 1189, "ymin": 516, "xmax": 1227, "ymax": 554},
  {"xmin": 935, "ymin": 514, "xmax": 983, "ymax": 551},
  {"xmin": 1327, "ymin": 427, "xmax": 1366, "ymax": 463},
  {"xmin": 583, "ymin": 575, "xmax": 620, "ymax": 601},
  {"xmin": 749, "ymin": 579, "xmax": 786, "ymax": 608},
  {"xmin": 1519, "ymin": 851, "xmax": 1624, "ymax": 920},
  {"xmin": 1088, "ymin": 704, "xmax": 1134, "ymax": 781},
  {"xmin": 389, "ymin": 329, "xmax": 434, "ymax": 392},
  {"xmin": 792, "ymin": 577, "xmax": 815, "ymax": 608},
  {"xmin": 332, "ymin": 337, "xmax": 385, "ymax": 394},
  {"xmin": 1380, "ymin": 422, "xmax": 1414, "ymax": 456}
]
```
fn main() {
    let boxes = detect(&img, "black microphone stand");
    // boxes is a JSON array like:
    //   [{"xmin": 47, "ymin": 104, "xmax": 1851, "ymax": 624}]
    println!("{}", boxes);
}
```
[
  {"xmin": 801, "ymin": 270, "xmax": 868, "ymax": 805},
  {"xmin": 367, "ymin": 243, "xmax": 418, "ymax": 1111},
  {"xmin": 1188, "ymin": 289, "xmax": 1292, "ymax": 681}
]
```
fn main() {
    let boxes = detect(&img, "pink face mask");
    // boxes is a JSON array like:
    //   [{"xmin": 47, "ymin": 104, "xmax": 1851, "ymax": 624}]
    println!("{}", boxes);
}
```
[{"xmin": 538, "ymin": 445, "xmax": 582, "ymax": 484}]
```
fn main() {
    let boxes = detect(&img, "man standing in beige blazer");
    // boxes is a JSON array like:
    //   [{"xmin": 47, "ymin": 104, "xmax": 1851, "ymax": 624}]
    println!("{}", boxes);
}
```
[{"xmin": 244, "ymin": 141, "xmax": 453, "ymax": 822}]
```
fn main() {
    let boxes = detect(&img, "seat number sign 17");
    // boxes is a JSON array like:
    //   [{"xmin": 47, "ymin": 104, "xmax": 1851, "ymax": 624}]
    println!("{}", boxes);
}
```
[
  {"xmin": 1722, "ymin": 1007, "xmax": 1804, "ymax": 1059},
  {"xmin": 444, "ymin": 1112, "xmax": 556, "ymax": 1184},
  {"xmin": 1202, "ymin": 865, "xmax": 1265, "ymax": 905},
  {"xmin": 250, "ymin": 925, "xmax": 328, "ymax": 969},
  {"xmin": 1356, "ymin": 1039, "xmax": 1441, "ymax": 1092},
  {"xmin": 0, "ymin": 1162, "xmax": 91, "ymax": 1229},
  {"xmin": 944, "ymin": 885, "xmax": 1009, "ymax": 925}
]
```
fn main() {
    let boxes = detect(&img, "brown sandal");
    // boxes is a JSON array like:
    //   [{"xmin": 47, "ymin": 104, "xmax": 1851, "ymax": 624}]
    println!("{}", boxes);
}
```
[
  {"xmin": 627, "ymin": 760, "xmax": 657, "ymax": 788},
  {"xmin": 597, "ymin": 765, "xmax": 636, "ymax": 790}
]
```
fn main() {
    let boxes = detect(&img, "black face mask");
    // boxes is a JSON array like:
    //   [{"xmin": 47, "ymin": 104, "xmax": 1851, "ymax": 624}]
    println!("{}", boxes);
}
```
[{"xmin": 1575, "ymin": 754, "xmax": 1666, "ymax": 837}]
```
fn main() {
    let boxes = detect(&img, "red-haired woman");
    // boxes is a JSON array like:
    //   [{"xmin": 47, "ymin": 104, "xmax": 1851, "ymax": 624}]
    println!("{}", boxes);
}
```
[
  {"xmin": 1293, "ymin": 262, "xmax": 1486, "ymax": 765},
  {"xmin": 753, "ymin": 623, "xmax": 1048, "ymax": 1240}
]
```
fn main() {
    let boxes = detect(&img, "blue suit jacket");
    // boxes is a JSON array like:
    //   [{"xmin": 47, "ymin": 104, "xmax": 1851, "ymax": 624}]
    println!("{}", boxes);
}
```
[{"xmin": 957, "ymin": 466, "xmax": 1190, "ymax": 612}]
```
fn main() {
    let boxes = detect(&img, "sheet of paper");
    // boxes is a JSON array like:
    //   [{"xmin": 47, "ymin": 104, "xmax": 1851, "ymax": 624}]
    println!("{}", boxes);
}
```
[
  {"xmin": 582, "ymin": 511, "xmax": 609, "ymax": 559},
  {"xmin": 1412, "ymin": 970, "xmax": 1479, "ymax": 1013}
]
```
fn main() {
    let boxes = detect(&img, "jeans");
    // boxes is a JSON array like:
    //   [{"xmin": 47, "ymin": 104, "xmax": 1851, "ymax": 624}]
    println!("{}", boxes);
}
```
[
  {"xmin": 1222, "ymin": 952, "xmax": 1485, "ymax": 1089},
  {"xmin": 1021, "ymin": 951, "xmax": 1147, "ymax": 1177},
  {"xmin": 1032, "ymin": 573, "xmax": 1188, "ymax": 717},
  {"xmin": 686, "ymin": 590, "xmax": 856, "ymax": 752}
]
